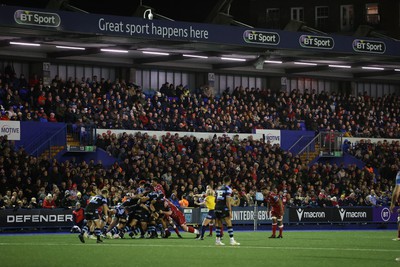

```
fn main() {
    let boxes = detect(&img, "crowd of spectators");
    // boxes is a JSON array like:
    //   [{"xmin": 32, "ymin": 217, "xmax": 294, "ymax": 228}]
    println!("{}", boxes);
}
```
[
  {"xmin": 0, "ymin": 72, "xmax": 399, "ymax": 138},
  {"xmin": 0, "ymin": 71, "xmax": 399, "ymax": 211},
  {"xmin": 0, "ymin": 128, "xmax": 398, "ymax": 210}
]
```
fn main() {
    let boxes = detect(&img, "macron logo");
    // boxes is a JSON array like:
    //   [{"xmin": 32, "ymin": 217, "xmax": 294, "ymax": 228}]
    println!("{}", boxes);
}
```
[
  {"xmin": 296, "ymin": 208, "xmax": 304, "ymax": 221},
  {"xmin": 339, "ymin": 208, "xmax": 346, "ymax": 221}
]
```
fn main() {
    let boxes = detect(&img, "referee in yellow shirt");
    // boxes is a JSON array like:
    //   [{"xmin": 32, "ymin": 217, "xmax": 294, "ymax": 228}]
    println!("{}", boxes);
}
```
[{"xmin": 196, "ymin": 188, "xmax": 216, "ymax": 240}]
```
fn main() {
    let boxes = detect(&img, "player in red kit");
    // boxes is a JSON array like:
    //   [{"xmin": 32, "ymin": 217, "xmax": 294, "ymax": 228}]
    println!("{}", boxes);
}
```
[
  {"xmin": 164, "ymin": 198, "xmax": 199, "ymax": 237},
  {"xmin": 152, "ymin": 178, "xmax": 165, "ymax": 195},
  {"xmin": 262, "ymin": 187, "xmax": 284, "ymax": 238}
]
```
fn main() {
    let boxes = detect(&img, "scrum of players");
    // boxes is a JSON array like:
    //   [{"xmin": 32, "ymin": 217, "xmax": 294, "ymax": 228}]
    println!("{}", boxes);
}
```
[{"xmin": 77, "ymin": 178, "xmax": 200, "ymax": 243}]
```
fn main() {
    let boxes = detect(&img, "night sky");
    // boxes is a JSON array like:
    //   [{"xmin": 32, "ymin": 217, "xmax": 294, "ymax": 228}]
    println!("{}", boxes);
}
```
[{"xmin": 0, "ymin": 0, "xmax": 250, "ymax": 23}]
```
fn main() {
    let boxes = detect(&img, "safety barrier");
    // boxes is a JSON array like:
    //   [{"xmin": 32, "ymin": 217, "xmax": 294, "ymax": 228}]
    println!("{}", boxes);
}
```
[{"xmin": 0, "ymin": 206, "xmax": 395, "ymax": 231}]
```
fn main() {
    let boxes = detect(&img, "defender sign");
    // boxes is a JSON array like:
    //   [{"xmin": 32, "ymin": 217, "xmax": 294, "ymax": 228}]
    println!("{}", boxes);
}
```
[
  {"xmin": 299, "ymin": 35, "xmax": 334, "ymax": 50},
  {"xmin": 352, "ymin": 39, "xmax": 386, "ymax": 54},
  {"xmin": 243, "ymin": 30, "xmax": 280, "ymax": 45},
  {"xmin": 0, "ymin": 209, "xmax": 73, "ymax": 228},
  {"xmin": 14, "ymin": 10, "xmax": 61, "ymax": 27},
  {"xmin": 0, "ymin": 121, "xmax": 20, "ymax": 140}
]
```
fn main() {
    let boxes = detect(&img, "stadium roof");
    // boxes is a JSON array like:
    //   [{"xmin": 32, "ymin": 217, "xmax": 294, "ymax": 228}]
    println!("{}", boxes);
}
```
[{"xmin": 0, "ymin": 0, "xmax": 399, "ymax": 83}]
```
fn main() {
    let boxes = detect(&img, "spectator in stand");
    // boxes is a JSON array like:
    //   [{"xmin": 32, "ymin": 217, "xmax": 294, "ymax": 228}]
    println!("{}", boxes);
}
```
[
  {"xmin": 28, "ymin": 197, "xmax": 39, "ymax": 209},
  {"xmin": 0, "ymin": 193, "xmax": 4, "ymax": 209},
  {"xmin": 338, "ymin": 194, "xmax": 348, "ymax": 206},
  {"xmin": 365, "ymin": 189, "xmax": 378, "ymax": 206},
  {"xmin": 42, "ymin": 193, "xmax": 56, "ymax": 209},
  {"xmin": 169, "ymin": 192, "xmax": 180, "ymax": 208},
  {"xmin": 61, "ymin": 190, "xmax": 76, "ymax": 209},
  {"xmin": 179, "ymin": 194, "xmax": 189, "ymax": 208}
]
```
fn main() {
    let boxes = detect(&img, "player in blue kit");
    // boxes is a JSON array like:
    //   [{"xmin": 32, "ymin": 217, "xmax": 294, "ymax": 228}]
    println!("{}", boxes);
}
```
[
  {"xmin": 78, "ymin": 189, "xmax": 109, "ymax": 243},
  {"xmin": 214, "ymin": 176, "xmax": 240, "ymax": 246}
]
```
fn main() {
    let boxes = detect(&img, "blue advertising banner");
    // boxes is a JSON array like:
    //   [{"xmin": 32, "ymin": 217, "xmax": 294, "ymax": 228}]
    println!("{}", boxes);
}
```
[
  {"xmin": 0, "ymin": 5, "xmax": 399, "ymax": 56},
  {"xmin": 372, "ymin": 206, "xmax": 398, "ymax": 223}
]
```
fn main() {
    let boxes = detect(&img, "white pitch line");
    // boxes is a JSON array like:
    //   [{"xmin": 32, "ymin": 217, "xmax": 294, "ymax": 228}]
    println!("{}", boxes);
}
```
[{"xmin": 0, "ymin": 242, "xmax": 397, "ymax": 253}]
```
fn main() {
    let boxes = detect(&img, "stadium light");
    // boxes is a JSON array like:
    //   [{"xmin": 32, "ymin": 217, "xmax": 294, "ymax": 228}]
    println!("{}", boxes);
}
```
[
  {"xmin": 101, "ymin": 48, "xmax": 129, "ymax": 53},
  {"xmin": 264, "ymin": 60, "xmax": 283, "ymax": 64},
  {"xmin": 143, "ymin": 9, "xmax": 153, "ymax": 20},
  {"xmin": 221, "ymin": 57, "xmax": 246, "ymax": 62},
  {"xmin": 294, "ymin": 62, "xmax": 317, "ymax": 66},
  {"xmin": 328, "ymin": 65, "xmax": 351, "ymax": 69},
  {"xmin": 56, "ymin": 45, "xmax": 85, "ymax": 50},
  {"xmin": 142, "ymin": 51, "xmax": 170, "ymax": 55},
  {"xmin": 10, "ymin": 41, "xmax": 40, "ymax": 47},
  {"xmin": 362, "ymin": 66, "xmax": 384, "ymax": 70},
  {"xmin": 183, "ymin": 54, "xmax": 208, "ymax": 59}
]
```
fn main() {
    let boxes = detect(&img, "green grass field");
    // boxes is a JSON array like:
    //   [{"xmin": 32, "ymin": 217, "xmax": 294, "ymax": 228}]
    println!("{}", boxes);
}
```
[{"xmin": 0, "ymin": 230, "xmax": 399, "ymax": 267}]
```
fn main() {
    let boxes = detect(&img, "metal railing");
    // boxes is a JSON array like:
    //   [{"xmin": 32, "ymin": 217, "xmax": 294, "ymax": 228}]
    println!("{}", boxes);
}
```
[
  {"xmin": 31, "ymin": 125, "xmax": 67, "ymax": 158},
  {"xmin": 296, "ymin": 133, "xmax": 321, "ymax": 161},
  {"xmin": 66, "ymin": 123, "xmax": 97, "ymax": 146},
  {"xmin": 288, "ymin": 135, "xmax": 314, "ymax": 156}
]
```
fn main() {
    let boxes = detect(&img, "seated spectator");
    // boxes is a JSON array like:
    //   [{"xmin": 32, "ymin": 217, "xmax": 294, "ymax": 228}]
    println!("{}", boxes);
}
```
[
  {"xmin": 61, "ymin": 190, "xmax": 76, "ymax": 209},
  {"xmin": 28, "ymin": 197, "xmax": 39, "ymax": 209},
  {"xmin": 169, "ymin": 193, "xmax": 180, "ymax": 208},
  {"xmin": 338, "ymin": 194, "xmax": 348, "ymax": 206},
  {"xmin": 179, "ymin": 194, "xmax": 189, "ymax": 208},
  {"xmin": 42, "ymin": 193, "xmax": 56, "ymax": 209}
]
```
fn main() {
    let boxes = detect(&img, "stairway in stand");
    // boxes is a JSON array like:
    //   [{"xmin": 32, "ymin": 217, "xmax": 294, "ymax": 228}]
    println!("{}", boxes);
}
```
[
  {"xmin": 39, "ymin": 133, "xmax": 78, "ymax": 159},
  {"xmin": 299, "ymin": 143, "xmax": 321, "ymax": 162},
  {"xmin": 40, "ymin": 145, "xmax": 65, "ymax": 159},
  {"xmin": 67, "ymin": 133, "xmax": 80, "ymax": 146}
]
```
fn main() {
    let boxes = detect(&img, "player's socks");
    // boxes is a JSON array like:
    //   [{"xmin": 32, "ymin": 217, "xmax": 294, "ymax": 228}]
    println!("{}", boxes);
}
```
[
  {"xmin": 173, "ymin": 225, "xmax": 180, "ymax": 236},
  {"xmin": 201, "ymin": 225, "xmax": 206, "ymax": 238},
  {"xmin": 216, "ymin": 227, "xmax": 221, "ymax": 238},
  {"xmin": 133, "ymin": 227, "xmax": 141, "ymax": 235},
  {"xmin": 147, "ymin": 226, "xmax": 156, "ymax": 238},
  {"xmin": 81, "ymin": 225, "xmax": 89, "ymax": 235},
  {"xmin": 227, "ymin": 227, "xmax": 234, "ymax": 238},
  {"xmin": 102, "ymin": 223, "xmax": 109, "ymax": 234},
  {"xmin": 187, "ymin": 226, "xmax": 199, "ymax": 234},
  {"xmin": 272, "ymin": 223, "xmax": 277, "ymax": 236},
  {"xmin": 209, "ymin": 223, "xmax": 213, "ymax": 236},
  {"xmin": 278, "ymin": 225, "xmax": 283, "ymax": 237},
  {"xmin": 95, "ymin": 228, "xmax": 102, "ymax": 241},
  {"xmin": 123, "ymin": 226, "xmax": 131, "ymax": 234},
  {"xmin": 111, "ymin": 227, "xmax": 119, "ymax": 235}
]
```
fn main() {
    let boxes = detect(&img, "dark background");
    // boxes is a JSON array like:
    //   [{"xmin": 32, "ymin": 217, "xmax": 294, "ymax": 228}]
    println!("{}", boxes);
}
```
[{"xmin": 0, "ymin": 0, "xmax": 250, "ymax": 23}]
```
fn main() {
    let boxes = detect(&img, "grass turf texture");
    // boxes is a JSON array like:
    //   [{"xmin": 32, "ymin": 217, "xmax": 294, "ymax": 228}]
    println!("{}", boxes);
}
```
[{"xmin": 0, "ymin": 231, "xmax": 399, "ymax": 267}]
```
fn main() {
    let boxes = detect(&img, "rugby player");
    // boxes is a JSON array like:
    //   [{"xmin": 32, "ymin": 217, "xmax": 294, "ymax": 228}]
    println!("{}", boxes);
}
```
[
  {"xmin": 214, "ymin": 176, "xmax": 240, "ymax": 246},
  {"xmin": 78, "ymin": 189, "xmax": 110, "ymax": 243},
  {"xmin": 262, "ymin": 187, "xmax": 284, "ymax": 238}
]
